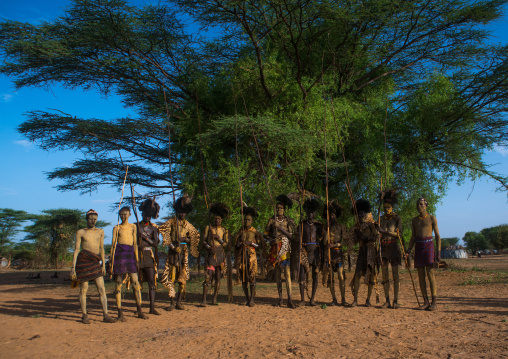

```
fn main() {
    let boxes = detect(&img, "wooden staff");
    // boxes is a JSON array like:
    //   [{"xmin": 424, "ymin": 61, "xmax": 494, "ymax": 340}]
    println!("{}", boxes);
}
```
[
  {"xmin": 397, "ymin": 229, "xmax": 420, "ymax": 306},
  {"xmin": 233, "ymin": 89, "xmax": 245, "ymax": 301},
  {"xmin": 163, "ymin": 89, "xmax": 182, "ymax": 280},
  {"xmin": 324, "ymin": 120, "xmax": 334, "ymax": 299}
]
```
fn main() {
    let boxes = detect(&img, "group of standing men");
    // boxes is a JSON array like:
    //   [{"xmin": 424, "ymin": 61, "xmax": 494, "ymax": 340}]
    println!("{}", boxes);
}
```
[{"xmin": 70, "ymin": 191, "xmax": 441, "ymax": 324}]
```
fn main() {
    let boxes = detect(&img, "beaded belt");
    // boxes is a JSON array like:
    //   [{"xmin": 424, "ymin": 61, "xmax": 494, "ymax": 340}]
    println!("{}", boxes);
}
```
[
  {"xmin": 142, "ymin": 247, "xmax": 152, "ymax": 251},
  {"xmin": 415, "ymin": 238, "xmax": 433, "ymax": 243},
  {"xmin": 305, "ymin": 242, "xmax": 319, "ymax": 245}
]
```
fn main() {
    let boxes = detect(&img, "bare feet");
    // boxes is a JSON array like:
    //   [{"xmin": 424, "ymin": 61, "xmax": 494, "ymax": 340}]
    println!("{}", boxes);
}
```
[
  {"xmin": 349, "ymin": 300, "xmax": 358, "ymax": 307},
  {"xmin": 331, "ymin": 299, "xmax": 339, "ymax": 306},
  {"xmin": 381, "ymin": 301, "xmax": 391, "ymax": 309},
  {"xmin": 117, "ymin": 309, "xmax": 126, "ymax": 322},
  {"xmin": 418, "ymin": 302, "xmax": 430, "ymax": 310},
  {"xmin": 428, "ymin": 298, "xmax": 437, "ymax": 311},
  {"xmin": 277, "ymin": 298, "xmax": 283, "ymax": 307},
  {"xmin": 103, "ymin": 316, "xmax": 117, "ymax": 323},
  {"xmin": 364, "ymin": 300, "xmax": 371, "ymax": 307},
  {"xmin": 149, "ymin": 309, "xmax": 161, "ymax": 315},
  {"xmin": 137, "ymin": 311, "xmax": 148, "ymax": 319},
  {"xmin": 287, "ymin": 300, "xmax": 296, "ymax": 309},
  {"xmin": 309, "ymin": 300, "xmax": 317, "ymax": 307},
  {"xmin": 81, "ymin": 314, "xmax": 90, "ymax": 324},
  {"xmin": 175, "ymin": 303, "xmax": 185, "ymax": 310},
  {"xmin": 392, "ymin": 301, "xmax": 400, "ymax": 309},
  {"xmin": 199, "ymin": 302, "xmax": 207, "ymax": 307},
  {"xmin": 341, "ymin": 298, "xmax": 348, "ymax": 306}
]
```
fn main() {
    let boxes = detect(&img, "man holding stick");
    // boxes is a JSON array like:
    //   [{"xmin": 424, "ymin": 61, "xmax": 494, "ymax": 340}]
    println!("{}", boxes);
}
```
[
  {"xmin": 405, "ymin": 197, "xmax": 441, "ymax": 311},
  {"xmin": 376, "ymin": 189, "xmax": 403, "ymax": 309}
]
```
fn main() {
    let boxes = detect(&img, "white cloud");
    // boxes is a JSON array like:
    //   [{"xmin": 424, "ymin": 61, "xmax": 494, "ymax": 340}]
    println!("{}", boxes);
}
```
[
  {"xmin": 493, "ymin": 145, "xmax": 508, "ymax": 157},
  {"xmin": 0, "ymin": 94, "xmax": 13, "ymax": 103},
  {"xmin": 0, "ymin": 188, "xmax": 17, "ymax": 196},
  {"xmin": 92, "ymin": 199, "xmax": 115, "ymax": 204},
  {"xmin": 14, "ymin": 140, "xmax": 33, "ymax": 150}
]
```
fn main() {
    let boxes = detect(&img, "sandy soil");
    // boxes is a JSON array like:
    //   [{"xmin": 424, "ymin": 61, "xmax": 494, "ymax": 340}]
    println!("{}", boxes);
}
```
[{"xmin": 1, "ymin": 256, "xmax": 507, "ymax": 359}]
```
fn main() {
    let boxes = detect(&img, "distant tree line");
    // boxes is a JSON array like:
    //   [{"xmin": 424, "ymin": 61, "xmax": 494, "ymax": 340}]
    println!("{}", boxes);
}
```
[
  {"xmin": 461, "ymin": 225, "xmax": 508, "ymax": 254},
  {"xmin": 0, "ymin": 208, "xmax": 109, "ymax": 268}
]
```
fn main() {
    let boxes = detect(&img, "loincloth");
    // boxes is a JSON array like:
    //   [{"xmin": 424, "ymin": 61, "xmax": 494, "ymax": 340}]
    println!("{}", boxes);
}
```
[
  {"xmin": 355, "ymin": 243, "xmax": 378, "ymax": 282},
  {"xmin": 205, "ymin": 246, "xmax": 226, "ymax": 268},
  {"xmin": 161, "ymin": 244, "xmax": 189, "ymax": 297},
  {"xmin": 304, "ymin": 243, "xmax": 321, "ymax": 267},
  {"xmin": 75, "ymin": 249, "xmax": 102, "ymax": 282},
  {"xmin": 414, "ymin": 237, "xmax": 434, "ymax": 268},
  {"xmin": 235, "ymin": 246, "xmax": 257, "ymax": 283},
  {"xmin": 381, "ymin": 240, "xmax": 401, "ymax": 266},
  {"xmin": 269, "ymin": 236, "xmax": 291, "ymax": 269},
  {"xmin": 113, "ymin": 244, "xmax": 137, "ymax": 275}
]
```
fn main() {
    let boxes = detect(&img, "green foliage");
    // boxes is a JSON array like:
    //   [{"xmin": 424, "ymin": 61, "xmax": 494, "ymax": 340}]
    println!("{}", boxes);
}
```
[
  {"xmin": 462, "ymin": 231, "xmax": 489, "ymax": 254},
  {"xmin": 23, "ymin": 209, "xmax": 109, "ymax": 268},
  {"xmin": 441, "ymin": 237, "xmax": 460, "ymax": 248},
  {"xmin": 1, "ymin": 0, "xmax": 508, "ymax": 235},
  {"xmin": 480, "ymin": 224, "xmax": 508, "ymax": 250},
  {"xmin": 0, "ymin": 208, "xmax": 32, "ymax": 256}
]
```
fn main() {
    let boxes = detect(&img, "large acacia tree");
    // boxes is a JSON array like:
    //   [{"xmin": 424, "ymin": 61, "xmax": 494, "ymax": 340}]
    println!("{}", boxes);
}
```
[{"xmin": 1, "ymin": 0, "xmax": 508, "ymax": 233}]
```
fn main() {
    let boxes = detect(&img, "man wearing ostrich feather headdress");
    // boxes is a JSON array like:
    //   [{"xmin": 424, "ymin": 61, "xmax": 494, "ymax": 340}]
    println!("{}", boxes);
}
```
[
  {"xmin": 200, "ymin": 202, "xmax": 230, "ymax": 307},
  {"xmin": 322, "ymin": 202, "xmax": 348, "ymax": 306},
  {"xmin": 405, "ymin": 197, "xmax": 441, "ymax": 311},
  {"xmin": 234, "ymin": 206, "xmax": 264, "ymax": 307},
  {"xmin": 264, "ymin": 195, "xmax": 296, "ymax": 308},
  {"xmin": 295, "ymin": 198, "xmax": 323, "ymax": 307},
  {"xmin": 350, "ymin": 199, "xmax": 379, "ymax": 307},
  {"xmin": 376, "ymin": 189, "xmax": 403, "ymax": 309},
  {"xmin": 136, "ymin": 197, "xmax": 161, "ymax": 315},
  {"xmin": 159, "ymin": 195, "xmax": 200, "ymax": 311}
]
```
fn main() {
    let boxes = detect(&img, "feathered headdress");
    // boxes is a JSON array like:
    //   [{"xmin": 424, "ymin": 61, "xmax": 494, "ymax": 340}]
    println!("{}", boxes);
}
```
[
  {"xmin": 242, "ymin": 206, "xmax": 258, "ymax": 218},
  {"xmin": 276, "ymin": 194, "xmax": 293, "ymax": 209},
  {"xmin": 378, "ymin": 188, "xmax": 399, "ymax": 206},
  {"xmin": 210, "ymin": 202, "xmax": 230, "ymax": 219},
  {"xmin": 139, "ymin": 198, "xmax": 160, "ymax": 219},
  {"xmin": 303, "ymin": 198, "xmax": 320, "ymax": 213},
  {"xmin": 173, "ymin": 194, "xmax": 193, "ymax": 214},
  {"xmin": 323, "ymin": 202, "xmax": 343, "ymax": 219},
  {"xmin": 353, "ymin": 198, "xmax": 371, "ymax": 215}
]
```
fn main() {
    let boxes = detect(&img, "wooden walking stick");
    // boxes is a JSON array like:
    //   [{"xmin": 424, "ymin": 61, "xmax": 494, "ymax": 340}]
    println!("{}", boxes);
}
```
[
  {"xmin": 397, "ymin": 229, "xmax": 420, "ymax": 306},
  {"xmin": 232, "ymin": 90, "xmax": 245, "ymax": 302},
  {"xmin": 322, "ymin": 110, "xmax": 334, "ymax": 300}
]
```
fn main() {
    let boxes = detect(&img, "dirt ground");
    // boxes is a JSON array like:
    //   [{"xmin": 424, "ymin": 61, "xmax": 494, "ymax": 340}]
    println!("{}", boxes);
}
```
[{"xmin": 1, "ymin": 255, "xmax": 507, "ymax": 359}]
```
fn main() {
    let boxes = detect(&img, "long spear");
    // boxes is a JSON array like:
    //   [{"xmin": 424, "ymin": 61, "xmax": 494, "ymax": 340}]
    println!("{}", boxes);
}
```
[
  {"xmin": 397, "ymin": 228, "xmax": 420, "ymax": 306},
  {"xmin": 320, "ymin": 53, "xmax": 334, "ymax": 301},
  {"xmin": 232, "ymin": 84, "xmax": 246, "ymax": 301},
  {"xmin": 235, "ymin": 80, "xmax": 275, "ymax": 278},
  {"xmin": 323, "ymin": 114, "xmax": 334, "ymax": 301},
  {"xmin": 162, "ymin": 89, "xmax": 182, "ymax": 294}
]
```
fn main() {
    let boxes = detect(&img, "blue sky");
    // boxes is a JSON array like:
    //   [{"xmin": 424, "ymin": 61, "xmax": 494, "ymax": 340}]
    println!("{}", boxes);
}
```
[{"xmin": 1, "ymin": 0, "xmax": 507, "ymax": 244}]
